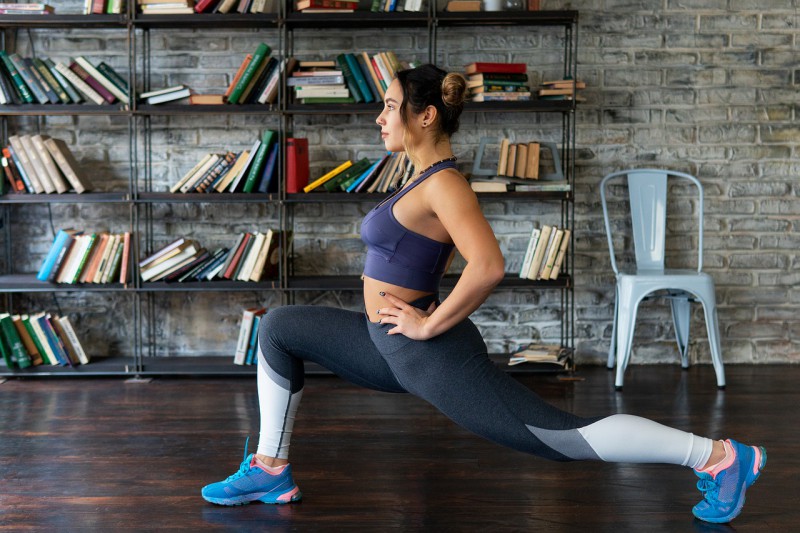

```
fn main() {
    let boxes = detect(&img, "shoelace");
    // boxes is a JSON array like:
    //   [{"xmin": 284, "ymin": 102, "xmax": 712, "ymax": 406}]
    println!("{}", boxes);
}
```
[
  {"xmin": 223, "ymin": 436, "xmax": 252, "ymax": 483},
  {"xmin": 696, "ymin": 475, "xmax": 721, "ymax": 500}
]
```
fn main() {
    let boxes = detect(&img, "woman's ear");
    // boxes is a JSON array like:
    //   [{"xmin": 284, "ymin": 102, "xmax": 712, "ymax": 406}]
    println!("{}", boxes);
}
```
[{"xmin": 421, "ymin": 105, "xmax": 438, "ymax": 128}]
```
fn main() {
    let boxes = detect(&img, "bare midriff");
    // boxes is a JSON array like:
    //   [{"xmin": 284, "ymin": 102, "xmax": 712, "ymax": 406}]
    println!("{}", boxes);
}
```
[{"xmin": 363, "ymin": 275, "xmax": 435, "ymax": 323}]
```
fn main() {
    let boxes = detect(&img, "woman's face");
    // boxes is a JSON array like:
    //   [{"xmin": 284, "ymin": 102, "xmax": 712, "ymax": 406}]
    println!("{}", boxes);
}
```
[{"xmin": 376, "ymin": 79, "xmax": 406, "ymax": 153}]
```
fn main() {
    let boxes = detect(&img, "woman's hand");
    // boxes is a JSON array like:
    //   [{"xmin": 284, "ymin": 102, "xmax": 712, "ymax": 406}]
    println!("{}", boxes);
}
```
[{"xmin": 376, "ymin": 292, "xmax": 437, "ymax": 341}]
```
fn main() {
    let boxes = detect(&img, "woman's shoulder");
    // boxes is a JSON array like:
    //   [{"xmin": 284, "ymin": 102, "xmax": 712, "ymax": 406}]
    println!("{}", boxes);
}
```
[{"xmin": 426, "ymin": 167, "xmax": 469, "ymax": 190}]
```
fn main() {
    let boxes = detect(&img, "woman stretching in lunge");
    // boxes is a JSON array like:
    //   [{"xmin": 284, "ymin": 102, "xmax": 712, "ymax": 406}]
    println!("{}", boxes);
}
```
[{"xmin": 201, "ymin": 64, "xmax": 765, "ymax": 524}]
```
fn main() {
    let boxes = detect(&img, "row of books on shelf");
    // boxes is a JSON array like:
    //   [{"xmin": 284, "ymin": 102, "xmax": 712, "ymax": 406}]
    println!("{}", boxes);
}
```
[
  {"xmin": 0, "ymin": 51, "xmax": 128, "ymax": 106},
  {"xmin": 0, "ymin": 2, "xmax": 55, "ymax": 14},
  {"xmin": 169, "ymin": 132, "xmax": 309, "ymax": 194},
  {"xmin": 233, "ymin": 307, "xmax": 265, "ymax": 365},
  {"xmin": 508, "ymin": 343, "xmax": 569, "ymax": 367},
  {"xmin": 0, "ymin": 311, "xmax": 89, "ymax": 369},
  {"xmin": 290, "ymin": 51, "xmax": 410, "ymax": 105},
  {"xmin": 139, "ymin": 230, "xmax": 281, "ymax": 283},
  {"xmin": 537, "ymin": 78, "xmax": 586, "ymax": 101},
  {"xmin": 1, "ymin": 135, "xmax": 90, "ymax": 195},
  {"xmin": 304, "ymin": 152, "xmax": 411, "ymax": 194},
  {"xmin": 519, "ymin": 225, "xmax": 570, "ymax": 281},
  {"xmin": 37, "ymin": 230, "xmax": 132, "ymax": 284}
]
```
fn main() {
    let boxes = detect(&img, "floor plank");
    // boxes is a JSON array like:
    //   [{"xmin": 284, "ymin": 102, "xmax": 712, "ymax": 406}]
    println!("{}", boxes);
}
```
[{"xmin": 1, "ymin": 365, "xmax": 797, "ymax": 531}]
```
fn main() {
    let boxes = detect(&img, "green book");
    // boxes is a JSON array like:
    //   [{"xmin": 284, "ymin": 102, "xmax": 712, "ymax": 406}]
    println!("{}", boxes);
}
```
[
  {"xmin": 9, "ymin": 54, "xmax": 48, "ymax": 104},
  {"xmin": 97, "ymin": 62, "xmax": 129, "ymax": 93},
  {"xmin": 0, "ymin": 313, "xmax": 32, "ymax": 368},
  {"xmin": 323, "ymin": 158, "xmax": 371, "ymax": 191},
  {"xmin": 242, "ymin": 130, "xmax": 275, "ymax": 193},
  {"xmin": 299, "ymin": 97, "xmax": 356, "ymax": 104},
  {"xmin": 335, "ymin": 53, "xmax": 364, "ymax": 103},
  {"xmin": 43, "ymin": 58, "xmax": 82, "ymax": 104},
  {"xmin": 32, "ymin": 58, "xmax": 70, "ymax": 104},
  {"xmin": 344, "ymin": 53, "xmax": 374, "ymax": 103},
  {"xmin": 228, "ymin": 43, "xmax": 271, "ymax": 105},
  {"xmin": 22, "ymin": 315, "xmax": 50, "ymax": 365},
  {"xmin": 0, "ymin": 50, "xmax": 34, "ymax": 103}
]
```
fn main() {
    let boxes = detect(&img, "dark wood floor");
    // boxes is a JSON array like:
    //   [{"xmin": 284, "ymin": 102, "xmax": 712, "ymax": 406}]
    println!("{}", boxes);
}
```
[{"xmin": 1, "ymin": 364, "xmax": 797, "ymax": 532}]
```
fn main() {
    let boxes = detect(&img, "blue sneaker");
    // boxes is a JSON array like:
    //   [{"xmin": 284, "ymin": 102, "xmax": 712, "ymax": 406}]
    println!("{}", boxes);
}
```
[
  {"xmin": 201, "ymin": 440, "xmax": 302, "ymax": 506},
  {"xmin": 692, "ymin": 439, "xmax": 766, "ymax": 523}
]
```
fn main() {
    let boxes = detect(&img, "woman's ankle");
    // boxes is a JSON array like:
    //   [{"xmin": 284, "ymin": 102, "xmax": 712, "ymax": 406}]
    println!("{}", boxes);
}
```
[{"xmin": 255, "ymin": 453, "xmax": 289, "ymax": 468}]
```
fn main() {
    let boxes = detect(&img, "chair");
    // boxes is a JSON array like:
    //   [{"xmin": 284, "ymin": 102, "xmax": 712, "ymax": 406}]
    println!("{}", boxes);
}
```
[{"xmin": 600, "ymin": 169, "xmax": 726, "ymax": 390}]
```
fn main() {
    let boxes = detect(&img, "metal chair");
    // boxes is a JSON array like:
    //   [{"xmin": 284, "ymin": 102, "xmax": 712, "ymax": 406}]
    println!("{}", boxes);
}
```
[{"xmin": 600, "ymin": 169, "xmax": 726, "ymax": 390}]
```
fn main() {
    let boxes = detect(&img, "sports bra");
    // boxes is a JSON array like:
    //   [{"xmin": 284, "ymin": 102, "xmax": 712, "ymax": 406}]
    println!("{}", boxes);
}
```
[{"xmin": 360, "ymin": 160, "xmax": 457, "ymax": 292}]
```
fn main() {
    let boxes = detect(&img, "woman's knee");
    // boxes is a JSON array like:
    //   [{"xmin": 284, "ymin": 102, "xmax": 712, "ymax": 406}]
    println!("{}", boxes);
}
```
[{"xmin": 258, "ymin": 306, "xmax": 299, "ymax": 355}]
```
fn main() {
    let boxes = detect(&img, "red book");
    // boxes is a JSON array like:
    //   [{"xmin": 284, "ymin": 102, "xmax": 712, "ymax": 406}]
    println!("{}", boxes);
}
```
[
  {"xmin": 464, "ymin": 62, "xmax": 527, "ymax": 75},
  {"xmin": 223, "ymin": 233, "xmax": 252, "ymax": 279},
  {"xmin": 285, "ymin": 138, "xmax": 309, "ymax": 194},
  {"xmin": 69, "ymin": 62, "xmax": 116, "ymax": 104},
  {"xmin": 91, "ymin": 0, "xmax": 106, "ymax": 14},
  {"xmin": 2, "ymin": 148, "xmax": 26, "ymax": 192},
  {"xmin": 296, "ymin": 0, "xmax": 358, "ymax": 9},
  {"xmin": 194, "ymin": 0, "xmax": 220, "ymax": 12}
]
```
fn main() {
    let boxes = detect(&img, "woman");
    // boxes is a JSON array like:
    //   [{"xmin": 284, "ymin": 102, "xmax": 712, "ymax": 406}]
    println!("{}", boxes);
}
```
[{"xmin": 201, "ymin": 64, "xmax": 765, "ymax": 524}]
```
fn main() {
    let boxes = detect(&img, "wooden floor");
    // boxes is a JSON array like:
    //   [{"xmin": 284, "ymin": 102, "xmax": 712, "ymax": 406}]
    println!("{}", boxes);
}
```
[{"xmin": 1, "ymin": 365, "xmax": 797, "ymax": 532}]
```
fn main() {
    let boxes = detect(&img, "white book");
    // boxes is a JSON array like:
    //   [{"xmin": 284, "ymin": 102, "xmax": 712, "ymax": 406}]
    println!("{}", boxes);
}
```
[
  {"xmin": 180, "ymin": 154, "xmax": 220, "ymax": 193},
  {"xmin": 56, "ymin": 234, "xmax": 87, "ymax": 284},
  {"xmin": 249, "ymin": 229, "xmax": 273, "ymax": 282},
  {"xmin": 237, "ymin": 232, "xmax": 265, "ymax": 281},
  {"xmin": 55, "ymin": 315, "xmax": 90, "ymax": 365},
  {"xmin": 228, "ymin": 141, "xmax": 261, "ymax": 192},
  {"xmin": 519, "ymin": 227, "xmax": 540, "ymax": 278},
  {"xmin": 170, "ymin": 153, "xmax": 213, "ymax": 193},
  {"xmin": 205, "ymin": 257, "xmax": 228, "ymax": 280},
  {"xmin": 146, "ymin": 87, "xmax": 191, "ymax": 105},
  {"xmin": 234, "ymin": 308, "xmax": 258, "ymax": 365},
  {"xmin": 536, "ymin": 227, "xmax": 560, "ymax": 280},
  {"xmin": 139, "ymin": 85, "xmax": 186, "ymax": 99},
  {"xmin": 525, "ymin": 224, "xmax": 552, "ymax": 280},
  {"xmin": 539, "ymin": 228, "xmax": 564, "ymax": 280},
  {"xmin": 74, "ymin": 56, "xmax": 129, "ymax": 104},
  {"xmin": 54, "ymin": 62, "xmax": 105, "ymax": 105},
  {"xmin": 20, "ymin": 135, "xmax": 55, "ymax": 193},
  {"xmin": 141, "ymin": 243, "xmax": 198, "ymax": 282},
  {"xmin": 31, "ymin": 135, "xmax": 69, "ymax": 193},
  {"xmin": 549, "ymin": 229, "xmax": 571, "ymax": 280}
]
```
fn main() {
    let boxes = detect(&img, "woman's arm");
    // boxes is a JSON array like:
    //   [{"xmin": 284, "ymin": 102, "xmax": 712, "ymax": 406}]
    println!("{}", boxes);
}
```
[{"xmin": 379, "ymin": 171, "xmax": 505, "ymax": 340}]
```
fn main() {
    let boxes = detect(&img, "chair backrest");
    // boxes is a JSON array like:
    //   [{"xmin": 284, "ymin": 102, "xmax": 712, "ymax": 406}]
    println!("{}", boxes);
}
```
[{"xmin": 600, "ymin": 169, "xmax": 704, "ymax": 274}]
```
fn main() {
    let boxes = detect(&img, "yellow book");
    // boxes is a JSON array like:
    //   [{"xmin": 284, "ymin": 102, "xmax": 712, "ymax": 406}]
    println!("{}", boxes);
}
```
[{"xmin": 303, "ymin": 160, "xmax": 353, "ymax": 193}]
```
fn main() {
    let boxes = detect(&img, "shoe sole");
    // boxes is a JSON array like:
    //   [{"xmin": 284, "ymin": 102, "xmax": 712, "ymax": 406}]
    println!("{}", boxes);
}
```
[
  {"xmin": 697, "ymin": 445, "xmax": 767, "ymax": 524},
  {"xmin": 203, "ymin": 486, "xmax": 303, "ymax": 506}
]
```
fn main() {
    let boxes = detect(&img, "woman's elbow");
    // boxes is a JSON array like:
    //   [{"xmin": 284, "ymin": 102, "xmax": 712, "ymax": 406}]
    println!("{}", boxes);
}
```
[{"xmin": 484, "ymin": 255, "xmax": 506, "ymax": 287}]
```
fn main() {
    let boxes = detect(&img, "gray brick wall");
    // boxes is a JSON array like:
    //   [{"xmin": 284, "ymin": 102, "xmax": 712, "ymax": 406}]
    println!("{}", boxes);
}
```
[{"xmin": 3, "ymin": 0, "xmax": 798, "ymax": 363}]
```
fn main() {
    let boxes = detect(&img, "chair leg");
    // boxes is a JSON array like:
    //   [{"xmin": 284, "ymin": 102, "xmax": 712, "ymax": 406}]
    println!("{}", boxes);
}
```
[
  {"xmin": 607, "ymin": 288, "xmax": 619, "ymax": 370},
  {"xmin": 701, "ymin": 299, "xmax": 726, "ymax": 389},
  {"xmin": 614, "ymin": 288, "xmax": 640, "ymax": 390},
  {"xmin": 670, "ymin": 295, "xmax": 691, "ymax": 369}
]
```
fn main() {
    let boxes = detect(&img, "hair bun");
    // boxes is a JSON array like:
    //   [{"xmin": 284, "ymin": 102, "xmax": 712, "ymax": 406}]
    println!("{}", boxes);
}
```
[{"xmin": 441, "ymin": 72, "xmax": 467, "ymax": 108}]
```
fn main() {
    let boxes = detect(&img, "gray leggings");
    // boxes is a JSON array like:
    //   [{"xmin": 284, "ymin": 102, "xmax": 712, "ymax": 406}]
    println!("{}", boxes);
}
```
[{"xmin": 256, "ymin": 296, "xmax": 713, "ymax": 467}]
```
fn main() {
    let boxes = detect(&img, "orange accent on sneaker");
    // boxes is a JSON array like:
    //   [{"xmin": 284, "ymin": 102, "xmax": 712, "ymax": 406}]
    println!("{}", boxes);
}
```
[
  {"xmin": 276, "ymin": 486, "xmax": 301, "ymax": 503},
  {"xmin": 251, "ymin": 456, "xmax": 288, "ymax": 475}
]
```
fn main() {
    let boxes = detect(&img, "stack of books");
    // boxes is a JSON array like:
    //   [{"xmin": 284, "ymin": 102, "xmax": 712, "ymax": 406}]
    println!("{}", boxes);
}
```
[
  {"xmin": 508, "ymin": 343, "xmax": 569, "ymax": 367},
  {"xmin": 465, "ymin": 62, "xmax": 531, "ymax": 103},
  {"xmin": 83, "ymin": 0, "xmax": 125, "ymax": 13},
  {"xmin": 0, "ymin": 2, "xmax": 54, "ymax": 14},
  {"xmin": 169, "ymin": 130, "xmax": 281, "ymax": 194},
  {"xmin": 538, "ymin": 78, "xmax": 586, "ymax": 101},
  {"xmin": 224, "ymin": 42, "xmax": 288, "ymax": 106},
  {"xmin": 234, "ymin": 307, "xmax": 266, "ymax": 365},
  {"xmin": 290, "ymin": 51, "xmax": 411, "ymax": 105},
  {"xmin": 37, "ymin": 229, "xmax": 132, "ymax": 285},
  {"xmin": 2, "ymin": 135, "xmax": 90, "ymax": 194},
  {"xmin": 296, "ymin": 0, "xmax": 357, "ymax": 13},
  {"xmin": 138, "ymin": 0, "xmax": 194, "ymax": 15},
  {"xmin": 0, "ymin": 312, "xmax": 89, "ymax": 369},
  {"xmin": 139, "ymin": 230, "xmax": 281, "ymax": 283},
  {"xmin": 0, "ymin": 52, "xmax": 129, "ymax": 107},
  {"xmin": 518, "ymin": 225, "xmax": 570, "ymax": 281},
  {"xmin": 139, "ymin": 85, "xmax": 192, "ymax": 105},
  {"xmin": 303, "ymin": 152, "xmax": 412, "ymax": 194},
  {"xmin": 369, "ymin": 0, "xmax": 423, "ymax": 12}
]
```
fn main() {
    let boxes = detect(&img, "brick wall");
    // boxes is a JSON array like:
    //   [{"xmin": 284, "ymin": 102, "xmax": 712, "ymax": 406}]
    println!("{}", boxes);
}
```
[{"xmin": 4, "ymin": 0, "xmax": 798, "ymax": 363}]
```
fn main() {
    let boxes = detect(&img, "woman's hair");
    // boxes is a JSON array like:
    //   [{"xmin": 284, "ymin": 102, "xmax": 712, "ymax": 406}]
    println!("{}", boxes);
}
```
[{"xmin": 395, "ymin": 64, "xmax": 468, "ymax": 140}]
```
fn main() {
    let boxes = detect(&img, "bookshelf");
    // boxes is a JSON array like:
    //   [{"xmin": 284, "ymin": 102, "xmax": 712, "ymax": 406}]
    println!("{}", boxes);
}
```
[{"xmin": 0, "ymin": 5, "xmax": 577, "ymax": 377}]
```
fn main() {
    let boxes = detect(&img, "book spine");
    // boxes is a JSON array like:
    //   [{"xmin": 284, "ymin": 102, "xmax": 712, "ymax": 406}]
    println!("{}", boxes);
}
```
[
  {"xmin": 25, "ymin": 58, "xmax": 60, "ymax": 104},
  {"xmin": 234, "ymin": 310, "xmax": 255, "ymax": 365},
  {"xmin": 69, "ymin": 61, "xmax": 116, "ymax": 104},
  {"xmin": 6, "ymin": 143, "xmax": 38, "ymax": 193},
  {"xmin": 0, "ymin": 51, "xmax": 34, "ymax": 103},
  {"xmin": 335, "ymin": 54, "xmax": 364, "ymax": 103},
  {"xmin": 242, "ymin": 131, "xmax": 274, "ymax": 193},
  {"xmin": 22, "ymin": 316, "xmax": 50, "ymax": 365},
  {"xmin": 285, "ymin": 138, "xmax": 309, "ymax": 194},
  {"xmin": 255, "ymin": 142, "xmax": 279, "ymax": 194},
  {"xmin": 44, "ymin": 58, "xmax": 83, "ymax": 104},
  {"xmin": 55, "ymin": 62, "xmax": 105, "ymax": 105},
  {"xmin": 75, "ymin": 56, "xmax": 129, "ymax": 104},
  {"xmin": 32, "ymin": 58, "xmax": 69, "ymax": 103},
  {"xmin": 96, "ymin": 62, "xmax": 129, "ymax": 93},
  {"xmin": 346, "ymin": 53, "xmax": 376, "ymax": 103},
  {"xmin": 55, "ymin": 316, "xmax": 89, "ymax": 364},
  {"xmin": 19, "ymin": 135, "xmax": 54, "ymax": 193},
  {"xmin": 228, "ymin": 43, "xmax": 271, "ymax": 105},
  {"xmin": 0, "ymin": 314, "xmax": 32, "ymax": 368},
  {"xmin": 9, "ymin": 54, "xmax": 48, "ymax": 104}
]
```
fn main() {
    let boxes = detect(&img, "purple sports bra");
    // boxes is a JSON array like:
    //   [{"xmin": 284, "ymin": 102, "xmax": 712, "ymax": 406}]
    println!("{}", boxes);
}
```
[{"xmin": 360, "ymin": 160, "xmax": 457, "ymax": 292}]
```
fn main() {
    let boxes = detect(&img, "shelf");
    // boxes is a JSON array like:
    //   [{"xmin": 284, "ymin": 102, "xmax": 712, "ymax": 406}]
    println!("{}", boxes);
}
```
[
  {"xmin": 285, "ymin": 11, "xmax": 428, "ymax": 29},
  {"xmin": 139, "ymin": 279, "xmax": 281, "ymax": 291},
  {"xmin": 0, "ymin": 14, "xmax": 126, "ymax": 28},
  {"xmin": 463, "ymin": 100, "xmax": 574, "ymax": 113},
  {"xmin": 0, "ymin": 192, "xmax": 129, "ymax": 204},
  {"xmin": 0, "ymin": 356, "xmax": 134, "ymax": 377},
  {"xmin": 134, "ymin": 104, "xmax": 279, "ymax": 115},
  {"xmin": 0, "ymin": 104, "xmax": 129, "ymax": 116},
  {"xmin": 286, "ymin": 274, "xmax": 570, "ymax": 291},
  {"xmin": 0, "ymin": 274, "xmax": 130, "ymax": 292},
  {"xmin": 435, "ymin": 10, "xmax": 578, "ymax": 27},
  {"xmin": 285, "ymin": 102, "xmax": 382, "ymax": 115},
  {"xmin": 131, "ymin": 13, "xmax": 279, "ymax": 28},
  {"xmin": 136, "ymin": 192, "xmax": 279, "ymax": 203}
]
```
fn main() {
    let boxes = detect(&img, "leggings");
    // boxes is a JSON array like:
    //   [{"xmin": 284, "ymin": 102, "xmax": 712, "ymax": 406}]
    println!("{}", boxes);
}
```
[{"xmin": 256, "ymin": 296, "xmax": 713, "ymax": 468}]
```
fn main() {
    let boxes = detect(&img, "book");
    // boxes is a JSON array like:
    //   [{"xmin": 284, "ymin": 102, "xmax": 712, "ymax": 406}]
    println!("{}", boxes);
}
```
[
  {"xmin": 1, "ymin": 155, "xmax": 25, "ymax": 192},
  {"xmin": 54, "ymin": 315, "xmax": 89, "ymax": 365},
  {"xmin": 464, "ymin": 62, "xmax": 527, "ymax": 75},
  {"xmin": 218, "ymin": 233, "xmax": 246, "ymax": 278},
  {"xmin": 508, "ymin": 344, "xmax": 568, "ymax": 367},
  {"xmin": 0, "ymin": 51, "xmax": 33, "ymax": 103},
  {"xmin": 223, "ymin": 233, "xmax": 252, "ymax": 279},
  {"xmin": 37, "ymin": 229, "xmax": 79, "ymax": 281},
  {"xmin": 31, "ymin": 135, "xmax": 69, "ymax": 193},
  {"xmin": 242, "ymin": 130, "xmax": 276, "ymax": 193},
  {"xmin": 236, "ymin": 232, "xmax": 265, "ymax": 281},
  {"xmin": 44, "ymin": 58, "xmax": 83, "ymax": 104},
  {"xmin": 343, "ymin": 53, "xmax": 375, "ymax": 103},
  {"xmin": 12, "ymin": 315, "xmax": 43, "ymax": 366},
  {"xmin": 43, "ymin": 137, "xmax": 91, "ymax": 193},
  {"xmin": 74, "ymin": 56, "xmax": 129, "ymax": 104},
  {"xmin": 96, "ymin": 62, "xmax": 129, "ymax": 94},
  {"xmin": 0, "ymin": 313, "xmax": 32, "ymax": 368},
  {"xmin": 69, "ymin": 60, "xmax": 116, "ymax": 104},
  {"xmin": 141, "ymin": 241, "xmax": 199, "ymax": 282},
  {"xmin": 234, "ymin": 307, "xmax": 266, "ymax": 365},
  {"xmin": 32, "ymin": 58, "xmax": 69, "ymax": 103},
  {"xmin": 514, "ymin": 143, "xmax": 527, "ymax": 179},
  {"xmin": 303, "ymin": 160, "xmax": 352, "ymax": 193},
  {"xmin": 5, "ymin": 146, "xmax": 35, "ymax": 193},
  {"xmin": 20, "ymin": 134, "xmax": 55, "ymax": 193},
  {"xmin": 445, "ymin": 0, "xmax": 480, "ymax": 10},
  {"xmin": 9, "ymin": 54, "xmax": 49, "ymax": 104},
  {"xmin": 54, "ymin": 62, "xmax": 105, "ymax": 105},
  {"xmin": 335, "ymin": 53, "xmax": 364, "ymax": 103},
  {"xmin": 28, "ymin": 313, "xmax": 61, "ymax": 365},
  {"xmin": 24, "ymin": 57, "xmax": 59, "ymax": 104},
  {"xmin": 215, "ymin": 149, "xmax": 251, "ymax": 192},
  {"xmin": 285, "ymin": 138, "xmax": 309, "ymax": 194},
  {"xmin": 79, "ymin": 232, "xmax": 108, "ymax": 284},
  {"xmin": 525, "ymin": 142, "xmax": 540, "ymax": 179},
  {"xmin": 244, "ymin": 314, "xmax": 261, "ymax": 365},
  {"xmin": 146, "ymin": 87, "xmax": 191, "ymax": 105},
  {"xmin": 539, "ymin": 228, "xmax": 564, "ymax": 280},
  {"xmin": 22, "ymin": 315, "xmax": 50, "ymax": 365},
  {"xmin": 189, "ymin": 94, "xmax": 224, "ymax": 105},
  {"xmin": 296, "ymin": 0, "xmax": 357, "ymax": 8},
  {"xmin": 139, "ymin": 237, "xmax": 187, "ymax": 270},
  {"xmin": 525, "ymin": 224, "xmax": 552, "ymax": 280},
  {"xmin": 179, "ymin": 154, "xmax": 220, "ymax": 193},
  {"xmin": 472, "ymin": 92, "xmax": 531, "ymax": 102},
  {"xmin": 519, "ymin": 226, "xmax": 541, "ymax": 279},
  {"xmin": 228, "ymin": 42, "xmax": 271, "ymax": 105},
  {"xmin": 548, "ymin": 228, "xmax": 570, "ymax": 280},
  {"xmin": 248, "ymin": 229, "xmax": 273, "ymax": 281},
  {"xmin": 256, "ymin": 142, "xmax": 279, "ymax": 193}
]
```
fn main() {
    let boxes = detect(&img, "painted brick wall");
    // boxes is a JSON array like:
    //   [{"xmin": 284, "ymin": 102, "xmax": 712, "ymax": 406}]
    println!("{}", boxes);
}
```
[{"xmin": 4, "ymin": 0, "xmax": 798, "ymax": 363}]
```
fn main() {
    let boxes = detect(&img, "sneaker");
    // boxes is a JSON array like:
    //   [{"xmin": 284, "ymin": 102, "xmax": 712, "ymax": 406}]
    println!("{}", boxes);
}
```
[
  {"xmin": 201, "ymin": 440, "xmax": 302, "ymax": 506},
  {"xmin": 692, "ymin": 438, "xmax": 766, "ymax": 523}
]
